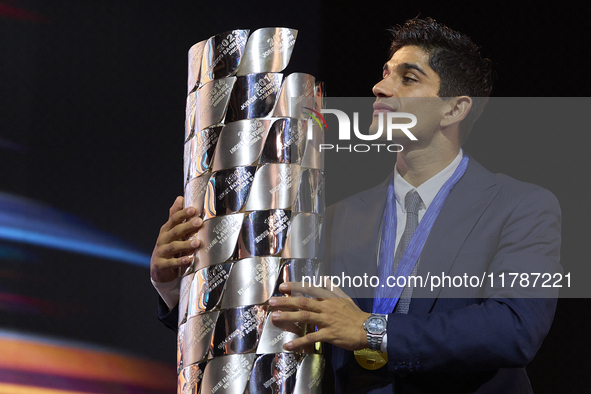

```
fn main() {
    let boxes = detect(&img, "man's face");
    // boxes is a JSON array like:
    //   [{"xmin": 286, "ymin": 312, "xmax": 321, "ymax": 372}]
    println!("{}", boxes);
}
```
[{"xmin": 369, "ymin": 45, "xmax": 445, "ymax": 145}]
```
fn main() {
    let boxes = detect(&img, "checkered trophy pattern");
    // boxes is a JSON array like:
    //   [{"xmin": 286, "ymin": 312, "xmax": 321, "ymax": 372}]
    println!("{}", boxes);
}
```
[{"xmin": 177, "ymin": 28, "xmax": 325, "ymax": 394}]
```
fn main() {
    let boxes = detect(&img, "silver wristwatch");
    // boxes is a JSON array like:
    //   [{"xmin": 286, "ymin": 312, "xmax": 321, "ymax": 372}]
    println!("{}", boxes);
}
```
[{"xmin": 363, "ymin": 314, "xmax": 388, "ymax": 351}]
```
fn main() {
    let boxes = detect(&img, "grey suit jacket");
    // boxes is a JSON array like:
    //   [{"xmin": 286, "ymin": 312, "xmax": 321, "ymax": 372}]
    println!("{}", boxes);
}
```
[{"xmin": 322, "ymin": 156, "xmax": 562, "ymax": 393}]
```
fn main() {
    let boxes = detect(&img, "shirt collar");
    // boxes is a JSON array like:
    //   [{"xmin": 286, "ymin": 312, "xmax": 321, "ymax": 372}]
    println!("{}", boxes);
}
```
[{"xmin": 394, "ymin": 149, "xmax": 464, "ymax": 212}]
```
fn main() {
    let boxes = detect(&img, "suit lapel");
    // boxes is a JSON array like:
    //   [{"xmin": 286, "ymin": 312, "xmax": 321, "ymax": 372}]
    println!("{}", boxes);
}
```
[
  {"xmin": 410, "ymin": 158, "xmax": 500, "ymax": 314},
  {"xmin": 333, "ymin": 157, "xmax": 499, "ymax": 315},
  {"xmin": 338, "ymin": 175, "xmax": 390, "ymax": 312}
]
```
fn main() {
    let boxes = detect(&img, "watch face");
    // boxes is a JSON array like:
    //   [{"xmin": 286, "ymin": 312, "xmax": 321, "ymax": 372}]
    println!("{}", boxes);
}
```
[{"xmin": 367, "ymin": 317, "xmax": 386, "ymax": 334}]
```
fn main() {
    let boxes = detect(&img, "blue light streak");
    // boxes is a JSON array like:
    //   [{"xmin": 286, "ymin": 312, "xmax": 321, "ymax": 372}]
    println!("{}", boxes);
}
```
[
  {"xmin": 0, "ymin": 192, "xmax": 151, "ymax": 267},
  {"xmin": 0, "ymin": 227, "xmax": 150, "ymax": 266}
]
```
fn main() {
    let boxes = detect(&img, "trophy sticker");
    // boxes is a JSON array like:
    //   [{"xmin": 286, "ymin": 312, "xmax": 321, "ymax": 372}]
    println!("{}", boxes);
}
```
[
  {"xmin": 183, "ymin": 232, "xmax": 199, "ymax": 274},
  {"xmin": 301, "ymin": 120, "xmax": 324, "ymax": 170},
  {"xmin": 195, "ymin": 213, "xmax": 244, "ymax": 268},
  {"xmin": 259, "ymin": 118, "xmax": 307, "ymax": 164},
  {"xmin": 220, "ymin": 257, "xmax": 282, "ymax": 309},
  {"xmin": 184, "ymin": 173, "xmax": 211, "ymax": 216},
  {"xmin": 235, "ymin": 210, "xmax": 291, "ymax": 259},
  {"xmin": 293, "ymin": 168, "xmax": 325, "ymax": 214},
  {"xmin": 211, "ymin": 304, "xmax": 267, "ymax": 357},
  {"xmin": 179, "ymin": 273, "xmax": 195, "ymax": 326},
  {"xmin": 184, "ymin": 311, "xmax": 219, "ymax": 366},
  {"xmin": 178, "ymin": 322, "xmax": 186, "ymax": 373},
  {"xmin": 247, "ymin": 353, "xmax": 300, "ymax": 394},
  {"xmin": 243, "ymin": 164, "xmax": 301, "ymax": 211},
  {"xmin": 195, "ymin": 77, "xmax": 236, "ymax": 133},
  {"xmin": 256, "ymin": 312, "xmax": 305, "ymax": 354},
  {"xmin": 186, "ymin": 126, "xmax": 223, "ymax": 181},
  {"xmin": 236, "ymin": 28, "xmax": 297, "ymax": 75},
  {"xmin": 188, "ymin": 263, "xmax": 233, "ymax": 317},
  {"xmin": 200, "ymin": 29, "xmax": 250, "ymax": 86},
  {"xmin": 225, "ymin": 73, "xmax": 284, "ymax": 122},
  {"xmin": 273, "ymin": 259, "xmax": 321, "ymax": 298},
  {"xmin": 272, "ymin": 73, "xmax": 316, "ymax": 119},
  {"xmin": 212, "ymin": 119, "xmax": 272, "ymax": 171},
  {"xmin": 201, "ymin": 354, "xmax": 256, "ymax": 394},
  {"xmin": 314, "ymin": 81, "xmax": 324, "ymax": 108},
  {"xmin": 293, "ymin": 354, "xmax": 325, "ymax": 394},
  {"xmin": 185, "ymin": 92, "xmax": 198, "ymax": 142},
  {"xmin": 188, "ymin": 40, "xmax": 206, "ymax": 95},
  {"xmin": 184, "ymin": 138, "xmax": 192, "ymax": 186},
  {"xmin": 204, "ymin": 166, "xmax": 256, "ymax": 220},
  {"xmin": 178, "ymin": 362, "xmax": 207, "ymax": 394},
  {"xmin": 283, "ymin": 213, "xmax": 323, "ymax": 259}
]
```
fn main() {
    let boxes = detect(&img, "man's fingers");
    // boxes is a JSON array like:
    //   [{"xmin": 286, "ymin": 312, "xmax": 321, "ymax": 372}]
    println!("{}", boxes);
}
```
[
  {"xmin": 169, "ymin": 196, "xmax": 185, "ymax": 217},
  {"xmin": 269, "ymin": 295, "xmax": 323, "ymax": 313},
  {"xmin": 161, "ymin": 197, "xmax": 197, "ymax": 233},
  {"xmin": 297, "ymin": 283, "xmax": 342, "ymax": 299},
  {"xmin": 164, "ymin": 196, "xmax": 185, "ymax": 226},
  {"xmin": 157, "ymin": 256, "xmax": 191, "ymax": 271},
  {"xmin": 280, "ymin": 282, "xmax": 348, "ymax": 299},
  {"xmin": 160, "ymin": 216, "xmax": 203, "ymax": 245},
  {"xmin": 271, "ymin": 310, "xmax": 324, "ymax": 326},
  {"xmin": 330, "ymin": 285, "xmax": 350, "ymax": 299},
  {"xmin": 164, "ymin": 206, "xmax": 197, "ymax": 231},
  {"xmin": 283, "ymin": 331, "xmax": 322, "ymax": 351},
  {"xmin": 164, "ymin": 256, "xmax": 192, "ymax": 270},
  {"xmin": 151, "ymin": 256, "xmax": 192, "ymax": 282},
  {"xmin": 157, "ymin": 238, "xmax": 200, "ymax": 258}
]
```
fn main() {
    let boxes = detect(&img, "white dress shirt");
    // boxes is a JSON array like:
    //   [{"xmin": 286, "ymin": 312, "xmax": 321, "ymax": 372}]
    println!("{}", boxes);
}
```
[
  {"xmin": 392, "ymin": 149, "xmax": 464, "ymax": 252},
  {"xmin": 380, "ymin": 149, "xmax": 463, "ymax": 352},
  {"xmin": 152, "ymin": 276, "xmax": 180, "ymax": 311}
]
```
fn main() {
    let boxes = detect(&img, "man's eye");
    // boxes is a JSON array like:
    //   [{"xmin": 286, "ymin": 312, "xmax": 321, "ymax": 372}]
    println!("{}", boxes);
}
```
[{"xmin": 402, "ymin": 76, "xmax": 417, "ymax": 83}]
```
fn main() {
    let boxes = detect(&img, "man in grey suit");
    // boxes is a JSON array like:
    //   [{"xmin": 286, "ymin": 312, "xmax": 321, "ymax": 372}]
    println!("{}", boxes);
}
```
[
  {"xmin": 152, "ymin": 18, "xmax": 561, "ymax": 393},
  {"xmin": 267, "ymin": 18, "xmax": 562, "ymax": 393}
]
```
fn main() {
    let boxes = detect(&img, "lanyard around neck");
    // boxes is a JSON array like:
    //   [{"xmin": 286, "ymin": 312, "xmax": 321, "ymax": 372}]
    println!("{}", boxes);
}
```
[{"xmin": 373, "ymin": 155, "xmax": 469, "ymax": 314}]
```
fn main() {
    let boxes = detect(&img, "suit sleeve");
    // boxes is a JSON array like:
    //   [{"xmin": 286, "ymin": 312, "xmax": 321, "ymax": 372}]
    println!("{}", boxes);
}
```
[
  {"xmin": 385, "ymin": 185, "xmax": 562, "ymax": 374},
  {"xmin": 158, "ymin": 295, "xmax": 180, "ymax": 334}
]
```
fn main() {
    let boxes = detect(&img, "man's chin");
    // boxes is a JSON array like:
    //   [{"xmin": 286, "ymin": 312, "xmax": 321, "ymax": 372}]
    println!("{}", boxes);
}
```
[
  {"xmin": 367, "ymin": 118, "xmax": 383, "ymax": 139},
  {"xmin": 365, "ymin": 123, "xmax": 411, "ymax": 143}
]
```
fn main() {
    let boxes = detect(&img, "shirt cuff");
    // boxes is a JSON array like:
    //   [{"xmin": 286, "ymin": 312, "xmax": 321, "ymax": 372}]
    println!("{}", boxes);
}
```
[
  {"xmin": 151, "ymin": 277, "xmax": 181, "ymax": 311},
  {"xmin": 380, "ymin": 314, "xmax": 389, "ymax": 353}
]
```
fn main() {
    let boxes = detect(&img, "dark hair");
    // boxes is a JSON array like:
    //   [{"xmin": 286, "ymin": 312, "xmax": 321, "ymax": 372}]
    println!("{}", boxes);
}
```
[{"xmin": 389, "ymin": 18, "xmax": 493, "ymax": 144}]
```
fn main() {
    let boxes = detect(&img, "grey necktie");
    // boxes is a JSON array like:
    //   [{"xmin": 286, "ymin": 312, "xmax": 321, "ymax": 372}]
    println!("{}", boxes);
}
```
[{"xmin": 393, "ymin": 190, "xmax": 422, "ymax": 314}]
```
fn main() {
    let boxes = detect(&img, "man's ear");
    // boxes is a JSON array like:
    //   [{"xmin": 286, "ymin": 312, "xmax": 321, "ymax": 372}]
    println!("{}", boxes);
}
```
[{"xmin": 440, "ymin": 96, "xmax": 472, "ymax": 128}]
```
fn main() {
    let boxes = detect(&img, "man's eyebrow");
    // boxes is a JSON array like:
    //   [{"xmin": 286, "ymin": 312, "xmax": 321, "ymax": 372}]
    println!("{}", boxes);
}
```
[{"xmin": 388, "ymin": 62, "xmax": 428, "ymax": 77}]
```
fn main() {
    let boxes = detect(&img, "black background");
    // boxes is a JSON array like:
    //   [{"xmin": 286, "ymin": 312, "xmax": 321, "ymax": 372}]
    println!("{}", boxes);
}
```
[{"xmin": 1, "ymin": 0, "xmax": 589, "ymax": 392}]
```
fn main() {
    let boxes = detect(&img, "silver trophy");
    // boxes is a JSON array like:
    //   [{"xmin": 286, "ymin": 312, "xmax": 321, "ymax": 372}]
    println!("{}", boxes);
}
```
[{"xmin": 179, "ymin": 27, "xmax": 325, "ymax": 394}]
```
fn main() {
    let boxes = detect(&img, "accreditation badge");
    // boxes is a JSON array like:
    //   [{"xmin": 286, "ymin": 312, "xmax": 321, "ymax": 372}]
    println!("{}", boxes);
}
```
[{"xmin": 354, "ymin": 348, "xmax": 388, "ymax": 370}]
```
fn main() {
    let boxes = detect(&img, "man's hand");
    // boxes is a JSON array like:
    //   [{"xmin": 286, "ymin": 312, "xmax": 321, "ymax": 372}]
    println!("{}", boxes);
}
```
[
  {"xmin": 269, "ymin": 282, "xmax": 371, "ymax": 351},
  {"xmin": 150, "ymin": 196, "xmax": 203, "ymax": 283}
]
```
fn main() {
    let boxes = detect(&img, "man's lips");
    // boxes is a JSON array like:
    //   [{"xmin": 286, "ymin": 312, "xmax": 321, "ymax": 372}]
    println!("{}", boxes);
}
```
[{"xmin": 373, "ymin": 102, "xmax": 397, "ymax": 116}]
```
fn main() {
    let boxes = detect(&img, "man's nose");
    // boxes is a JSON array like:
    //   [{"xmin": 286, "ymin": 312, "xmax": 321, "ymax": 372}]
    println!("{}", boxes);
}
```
[{"xmin": 372, "ymin": 78, "xmax": 392, "ymax": 97}]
